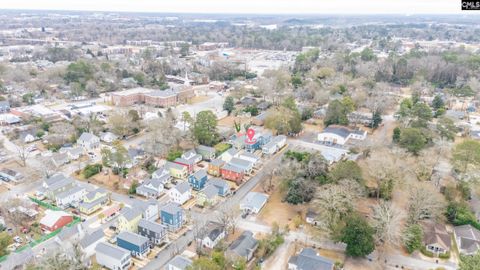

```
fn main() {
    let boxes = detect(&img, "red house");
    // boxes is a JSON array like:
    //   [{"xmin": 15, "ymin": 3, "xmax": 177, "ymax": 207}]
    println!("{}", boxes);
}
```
[
  {"xmin": 40, "ymin": 210, "xmax": 73, "ymax": 232},
  {"xmin": 220, "ymin": 164, "xmax": 244, "ymax": 185},
  {"xmin": 174, "ymin": 158, "xmax": 195, "ymax": 173}
]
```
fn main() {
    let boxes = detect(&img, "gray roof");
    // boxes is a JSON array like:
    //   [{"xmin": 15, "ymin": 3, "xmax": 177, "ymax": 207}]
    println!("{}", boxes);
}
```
[
  {"xmin": 201, "ymin": 184, "xmax": 219, "ymax": 199},
  {"xmin": 161, "ymin": 202, "xmax": 182, "ymax": 216},
  {"xmin": 202, "ymin": 221, "xmax": 225, "ymax": 242},
  {"xmin": 96, "ymin": 242, "xmax": 130, "ymax": 260},
  {"xmin": 56, "ymin": 224, "xmax": 83, "ymax": 241},
  {"xmin": 209, "ymin": 178, "xmax": 229, "ymax": 188},
  {"xmin": 239, "ymin": 152, "xmax": 258, "ymax": 160},
  {"xmin": 120, "ymin": 207, "xmax": 142, "ymax": 221},
  {"xmin": 241, "ymin": 192, "xmax": 268, "ymax": 210},
  {"xmin": 0, "ymin": 100, "xmax": 10, "ymax": 108},
  {"xmin": 222, "ymin": 163, "xmax": 243, "ymax": 174},
  {"xmin": 229, "ymin": 158, "xmax": 252, "ymax": 169},
  {"xmin": 117, "ymin": 231, "xmax": 149, "ymax": 246},
  {"xmin": 78, "ymin": 132, "xmax": 98, "ymax": 143},
  {"xmin": 78, "ymin": 195, "xmax": 108, "ymax": 210},
  {"xmin": 84, "ymin": 188, "xmax": 107, "ymax": 201},
  {"xmin": 228, "ymin": 231, "xmax": 258, "ymax": 258},
  {"xmin": 196, "ymin": 145, "xmax": 215, "ymax": 153},
  {"xmin": 80, "ymin": 228, "xmax": 104, "ymax": 249},
  {"xmin": 145, "ymin": 89, "xmax": 177, "ymax": 98},
  {"xmin": 173, "ymin": 181, "xmax": 191, "ymax": 194},
  {"xmin": 56, "ymin": 186, "xmax": 85, "ymax": 200},
  {"xmin": 322, "ymin": 125, "xmax": 353, "ymax": 139},
  {"xmin": 455, "ymin": 225, "xmax": 480, "ymax": 253},
  {"xmin": 175, "ymin": 157, "xmax": 194, "ymax": 165},
  {"xmin": 191, "ymin": 169, "xmax": 207, "ymax": 180},
  {"xmin": 138, "ymin": 219, "xmax": 166, "ymax": 234},
  {"xmin": 133, "ymin": 199, "xmax": 159, "ymax": 212},
  {"xmin": 167, "ymin": 255, "xmax": 192, "ymax": 270},
  {"xmin": 210, "ymin": 159, "xmax": 225, "ymax": 167},
  {"xmin": 165, "ymin": 161, "xmax": 186, "ymax": 170},
  {"xmin": 288, "ymin": 248, "xmax": 334, "ymax": 270}
]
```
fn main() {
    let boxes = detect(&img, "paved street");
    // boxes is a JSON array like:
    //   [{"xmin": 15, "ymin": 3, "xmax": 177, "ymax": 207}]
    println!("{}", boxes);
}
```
[{"xmin": 142, "ymin": 145, "xmax": 289, "ymax": 269}]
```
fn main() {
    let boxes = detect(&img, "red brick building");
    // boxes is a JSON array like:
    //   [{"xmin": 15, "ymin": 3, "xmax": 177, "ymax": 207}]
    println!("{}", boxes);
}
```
[
  {"xmin": 144, "ymin": 90, "xmax": 177, "ymax": 107},
  {"xmin": 220, "ymin": 164, "xmax": 244, "ymax": 185},
  {"xmin": 40, "ymin": 210, "xmax": 73, "ymax": 232}
]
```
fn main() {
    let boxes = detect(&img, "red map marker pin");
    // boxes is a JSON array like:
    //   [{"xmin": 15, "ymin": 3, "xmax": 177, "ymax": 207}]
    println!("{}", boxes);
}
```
[{"xmin": 246, "ymin": 128, "xmax": 255, "ymax": 142}]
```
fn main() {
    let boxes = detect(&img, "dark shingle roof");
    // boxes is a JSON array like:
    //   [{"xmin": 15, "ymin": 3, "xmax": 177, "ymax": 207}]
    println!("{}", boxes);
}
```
[{"xmin": 288, "ymin": 248, "xmax": 334, "ymax": 270}]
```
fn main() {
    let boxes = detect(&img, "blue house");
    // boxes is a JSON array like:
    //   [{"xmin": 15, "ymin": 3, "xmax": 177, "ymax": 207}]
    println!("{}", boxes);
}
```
[
  {"xmin": 188, "ymin": 169, "xmax": 208, "ymax": 190},
  {"xmin": 160, "ymin": 202, "xmax": 184, "ymax": 231},
  {"xmin": 208, "ymin": 178, "xmax": 231, "ymax": 197},
  {"xmin": 116, "ymin": 231, "xmax": 150, "ymax": 257}
]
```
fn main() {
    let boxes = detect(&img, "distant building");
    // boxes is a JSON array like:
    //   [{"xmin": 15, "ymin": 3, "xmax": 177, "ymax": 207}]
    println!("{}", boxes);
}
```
[
  {"xmin": 77, "ymin": 132, "xmax": 100, "ymax": 151},
  {"xmin": 0, "ymin": 100, "xmax": 10, "ymax": 113}
]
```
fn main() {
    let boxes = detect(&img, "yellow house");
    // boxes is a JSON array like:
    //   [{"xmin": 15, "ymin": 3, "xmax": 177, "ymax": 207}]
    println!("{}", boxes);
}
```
[
  {"xmin": 79, "ymin": 188, "xmax": 109, "ymax": 215},
  {"xmin": 165, "ymin": 162, "xmax": 188, "ymax": 179},
  {"xmin": 117, "ymin": 207, "xmax": 142, "ymax": 232}
]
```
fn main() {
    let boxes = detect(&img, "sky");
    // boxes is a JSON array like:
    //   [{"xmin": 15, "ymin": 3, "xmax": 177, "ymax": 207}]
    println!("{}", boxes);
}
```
[{"xmin": 0, "ymin": 0, "xmax": 468, "ymax": 14}]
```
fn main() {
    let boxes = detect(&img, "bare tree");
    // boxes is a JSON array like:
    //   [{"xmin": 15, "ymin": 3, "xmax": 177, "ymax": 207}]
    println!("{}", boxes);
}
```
[
  {"xmin": 15, "ymin": 141, "xmax": 30, "ymax": 167},
  {"xmin": 217, "ymin": 206, "xmax": 238, "ymax": 235},
  {"xmin": 407, "ymin": 184, "xmax": 445, "ymax": 224},
  {"xmin": 143, "ymin": 116, "xmax": 181, "ymax": 158},
  {"xmin": 371, "ymin": 201, "xmax": 404, "ymax": 247},
  {"xmin": 364, "ymin": 150, "xmax": 399, "ymax": 200},
  {"xmin": 313, "ymin": 179, "xmax": 364, "ymax": 234}
]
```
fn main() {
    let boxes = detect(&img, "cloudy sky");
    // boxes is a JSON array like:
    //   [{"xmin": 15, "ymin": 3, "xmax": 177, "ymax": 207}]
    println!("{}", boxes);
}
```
[{"xmin": 0, "ymin": 0, "xmax": 467, "ymax": 14}]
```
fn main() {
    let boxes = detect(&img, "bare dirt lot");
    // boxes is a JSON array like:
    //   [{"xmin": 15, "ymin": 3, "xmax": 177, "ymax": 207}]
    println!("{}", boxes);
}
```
[
  {"xmin": 218, "ymin": 115, "xmax": 252, "ymax": 128},
  {"xmin": 255, "ymin": 177, "xmax": 306, "ymax": 230}
]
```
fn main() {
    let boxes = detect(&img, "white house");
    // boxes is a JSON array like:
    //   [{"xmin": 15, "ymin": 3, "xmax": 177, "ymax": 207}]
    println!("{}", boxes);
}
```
[
  {"xmin": 262, "ymin": 135, "xmax": 286, "ymax": 155},
  {"xmin": 317, "ymin": 125, "xmax": 367, "ymax": 145},
  {"xmin": 99, "ymin": 132, "xmax": 118, "ymax": 143},
  {"xmin": 136, "ymin": 179, "xmax": 164, "ymax": 198},
  {"xmin": 237, "ymin": 152, "xmax": 260, "ymax": 167},
  {"xmin": 55, "ymin": 186, "xmax": 86, "ymax": 208},
  {"xmin": 220, "ymin": 148, "xmax": 239, "ymax": 163},
  {"xmin": 95, "ymin": 242, "xmax": 131, "ymax": 270},
  {"xmin": 181, "ymin": 150, "xmax": 202, "ymax": 164},
  {"xmin": 134, "ymin": 199, "xmax": 160, "ymax": 222},
  {"xmin": 77, "ymin": 132, "xmax": 100, "ymax": 151},
  {"xmin": 166, "ymin": 255, "xmax": 193, "ymax": 270},
  {"xmin": 240, "ymin": 192, "xmax": 268, "ymax": 214},
  {"xmin": 168, "ymin": 182, "xmax": 192, "ymax": 205},
  {"xmin": 199, "ymin": 222, "xmax": 226, "ymax": 249}
]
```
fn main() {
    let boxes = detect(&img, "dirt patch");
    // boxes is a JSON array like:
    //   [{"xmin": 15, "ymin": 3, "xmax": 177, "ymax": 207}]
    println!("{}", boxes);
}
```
[
  {"xmin": 256, "ymin": 178, "xmax": 306, "ymax": 230},
  {"xmin": 188, "ymin": 95, "xmax": 211, "ymax": 104},
  {"xmin": 218, "ymin": 116, "xmax": 252, "ymax": 128}
]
